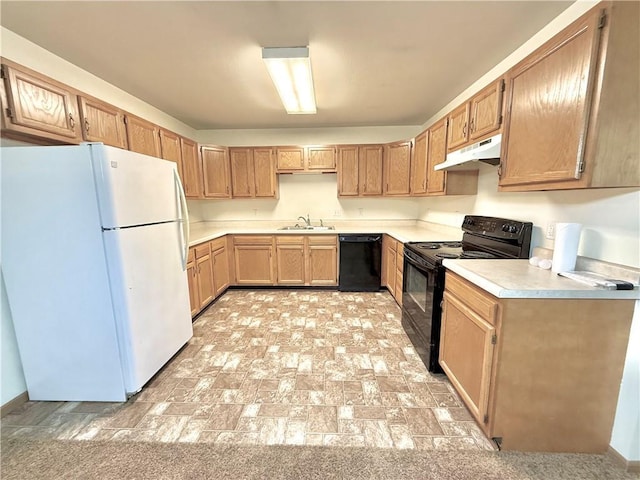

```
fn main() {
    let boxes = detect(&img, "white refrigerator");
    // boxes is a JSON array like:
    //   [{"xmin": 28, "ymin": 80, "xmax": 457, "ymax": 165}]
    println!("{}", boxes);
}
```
[{"xmin": 1, "ymin": 143, "xmax": 193, "ymax": 401}]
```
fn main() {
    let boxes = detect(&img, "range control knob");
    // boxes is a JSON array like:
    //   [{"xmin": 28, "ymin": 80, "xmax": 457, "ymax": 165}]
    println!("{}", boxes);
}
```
[{"xmin": 502, "ymin": 224, "xmax": 518, "ymax": 234}]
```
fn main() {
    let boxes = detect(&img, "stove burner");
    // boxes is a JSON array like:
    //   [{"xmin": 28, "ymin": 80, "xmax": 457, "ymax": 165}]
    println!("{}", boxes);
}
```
[
  {"xmin": 418, "ymin": 243, "xmax": 441, "ymax": 250},
  {"xmin": 460, "ymin": 251, "xmax": 496, "ymax": 259},
  {"xmin": 435, "ymin": 253, "xmax": 460, "ymax": 259},
  {"xmin": 442, "ymin": 242, "xmax": 462, "ymax": 248}
]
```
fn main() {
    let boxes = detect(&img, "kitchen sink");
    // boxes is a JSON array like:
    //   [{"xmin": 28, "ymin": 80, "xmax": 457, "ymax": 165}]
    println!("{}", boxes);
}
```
[{"xmin": 278, "ymin": 225, "xmax": 335, "ymax": 231}]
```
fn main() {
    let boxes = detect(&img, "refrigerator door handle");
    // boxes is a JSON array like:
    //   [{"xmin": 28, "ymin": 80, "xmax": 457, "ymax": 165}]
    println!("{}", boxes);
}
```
[{"xmin": 174, "ymin": 168, "xmax": 190, "ymax": 271}]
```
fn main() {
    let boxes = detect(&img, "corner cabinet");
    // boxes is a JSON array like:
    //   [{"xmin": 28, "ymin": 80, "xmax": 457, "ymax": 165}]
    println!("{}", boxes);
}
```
[
  {"xmin": 337, "ymin": 145, "xmax": 384, "ymax": 197},
  {"xmin": 499, "ymin": 2, "xmax": 640, "ymax": 190},
  {"xmin": 201, "ymin": 145, "xmax": 231, "ymax": 198},
  {"xmin": 229, "ymin": 148, "xmax": 278, "ymax": 198},
  {"xmin": 187, "ymin": 236, "xmax": 231, "ymax": 318},
  {"xmin": 440, "ymin": 271, "xmax": 634, "ymax": 453},
  {"xmin": 1, "ymin": 62, "xmax": 81, "ymax": 143},
  {"xmin": 181, "ymin": 138, "xmax": 203, "ymax": 199}
]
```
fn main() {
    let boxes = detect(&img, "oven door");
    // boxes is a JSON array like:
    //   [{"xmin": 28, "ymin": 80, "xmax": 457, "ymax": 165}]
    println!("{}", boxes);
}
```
[{"xmin": 401, "ymin": 253, "xmax": 443, "ymax": 372}]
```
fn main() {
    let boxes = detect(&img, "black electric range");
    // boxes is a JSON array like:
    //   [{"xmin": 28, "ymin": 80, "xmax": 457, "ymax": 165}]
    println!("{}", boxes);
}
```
[{"xmin": 401, "ymin": 216, "xmax": 533, "ymax": 373}]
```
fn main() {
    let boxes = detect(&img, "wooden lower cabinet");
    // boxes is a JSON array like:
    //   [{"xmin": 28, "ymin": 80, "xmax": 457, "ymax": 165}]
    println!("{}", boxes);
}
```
[
  {"xmin": 195, "ymin": 243, "xmax": 214, "ymax": 310},
  {"xmin": 233, "ymin": 236, "xmax": 275, "ymax": 285},
  {"xmin": 382, "ymin": 235, "xmax": 403, "ymax": 305},
  {"xmin": 186, "ymin": 249, "xmax": 199, "ymax": 317},
  {"xmin": 211, "ymin": 237, "xmax": 230, "ymax": 297},
  {"xmin": 440, "ymin": 271, "xmax": 634, "ymax": 453},
  {"xmin": 394, "ymin": 243, "xmax": 404, "ymax": 303},
  {"xmin": 276, "ymin": 236, "xmax": 306, "ymax": 285},
  {"xmin": 307, "ymin": 236, "xmax": 338, "ymax": 286},
  {"xmin": 187, "ymin": 236, "xmax": 231, "ymax": 317}
]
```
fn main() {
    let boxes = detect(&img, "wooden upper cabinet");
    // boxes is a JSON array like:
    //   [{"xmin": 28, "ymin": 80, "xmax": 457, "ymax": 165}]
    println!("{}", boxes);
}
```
[
  {"xmin": 78, "ymin": 96, "xmax": 127, "ymax": 148},
  {"xmin": 427, "ymin": 119, "xmax": 448, "ymax": 195},
  {"xmin": 181, "ymin": 137, "xmax": 203, "ymax": 199},
  {"xmin": 159, "ymin": 129, "xmax": 182, "ymax": 164},
  {"xmin": 500, "ymin": 3, "xmax": 639, "ymax": 190},
  {"xmin": 383, "ymin": 141, "xmax": 412, "ymax": 196},
  {"xmin": 229, "ymin": 148, "xmax": 255, "ymax": 197},
  {"xmin": 253, "ymin": 148, "xmax": 278, "ymax": 198},
  {"xmin": 1, "ymin": 63, "xmax": 80, "ymax": 142},
  {"xmin": 276, "ymin": 146, "xmax": 305, "ymax": 171},
  {"xmin": 307, "ymin": 146, "xmax": 337, "ymax": 171},
  {"xmin": 359, "ymin": 145, "xmax": 384, "ymax": 196},
  {"xmin": 337, "ymin": 146, "xmax": 359, "ymax": 196},
  {"xmin": 447, "ymin": 103, "xmax": 470, "ymax": 151},
  {"xmin": 410, "ymin": 131, "xmax": 428, "ymax": 195},
  {"xmin": 201, "ymin": 145, "xmax": 231, "ymax": 198},
  {"xmin": 124, "ymin": 114, "xmax": 160, "ymax": 157},
  {"xmin": 470, "ymin": 79, "xmax": 505, "ymax": 141}
]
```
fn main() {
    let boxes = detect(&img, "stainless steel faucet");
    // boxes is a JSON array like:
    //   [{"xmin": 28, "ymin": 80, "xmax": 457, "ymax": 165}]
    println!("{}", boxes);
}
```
[{"xmin": 298, "ymin": 214, "xmax": 311, "ymax": 226}]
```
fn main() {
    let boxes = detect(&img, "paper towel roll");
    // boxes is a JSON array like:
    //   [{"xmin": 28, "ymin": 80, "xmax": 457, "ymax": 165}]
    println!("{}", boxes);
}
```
[{"xmin": 551, "ymin": 223, "xmax": 582, "ymax": 273}]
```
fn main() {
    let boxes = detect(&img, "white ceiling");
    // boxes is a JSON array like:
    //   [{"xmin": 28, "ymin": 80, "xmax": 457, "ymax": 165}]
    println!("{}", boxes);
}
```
[{"xmin": 0, "ymin": 1, "xmax": 573, "ymax": 130}]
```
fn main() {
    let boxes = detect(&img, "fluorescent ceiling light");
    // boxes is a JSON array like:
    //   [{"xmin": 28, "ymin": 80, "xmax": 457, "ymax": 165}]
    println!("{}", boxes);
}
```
[{"xmin": 262, "ymin": 46, "xmax": 317, "ymax": 115}]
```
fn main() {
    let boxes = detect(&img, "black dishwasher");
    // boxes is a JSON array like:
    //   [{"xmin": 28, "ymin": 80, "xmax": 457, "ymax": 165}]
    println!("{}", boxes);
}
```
[{"xmin": 338, "ymin": 234, "xmax": 382, "ymax": 291}]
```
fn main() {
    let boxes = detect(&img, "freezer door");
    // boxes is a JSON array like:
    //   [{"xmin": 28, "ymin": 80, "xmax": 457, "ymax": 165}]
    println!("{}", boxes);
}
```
[
  {"xmin": 102, "ymin": 221, "xmax": 193, "ymax": 394},
  {"xmin": 90, "ymin": 144, "xmax": 183, "ymax": 228}
]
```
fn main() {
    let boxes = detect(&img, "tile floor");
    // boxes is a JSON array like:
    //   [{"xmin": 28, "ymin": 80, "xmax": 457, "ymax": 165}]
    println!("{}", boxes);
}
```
[{"xmin": 1, "ymin": 290, "xmax": 496, "ymax": 451}]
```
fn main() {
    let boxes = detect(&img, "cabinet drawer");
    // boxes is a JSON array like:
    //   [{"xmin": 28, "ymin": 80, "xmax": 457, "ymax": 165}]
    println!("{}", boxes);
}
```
[
  {"xmin": 210, "ymin": 236, "xmax": 226, "ymax": 252},
  {"xmin": 308, "ymin": 235, "xmax": 337, "ymax": 246},
  {"xmin": 194, "ymin": 243, "xmax": 210, "ymax": 259},
  {"xmin": 233, "ymin": 235, "xmax": 273, "ymax": 245},
  {"xmin": 445, "ymin": 272, "xmax": 497, "ymax": 324},
  {"xmin": 276, "ymin": 235, "xmax": 305, "ymax": 245}
]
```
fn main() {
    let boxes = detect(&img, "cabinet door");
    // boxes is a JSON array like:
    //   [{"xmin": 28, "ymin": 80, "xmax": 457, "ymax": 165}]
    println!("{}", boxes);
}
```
[
  {"xmin": 234, "ymin": 238, "xmax": 274, "ymax": 285},
  {"xmin": 307, "ymin": 146, "xmax": 337, "ymax": 171},
  {"xmin": 125, "ymin": 115, "xmax": 161, "ymax": 157},
  {"xmin": 187, "ymin": 251, "xmax": 199, "ymax": 317},
  {"xmin": 426, "ymin": 119, "xmax": 448, "ymax": 195},
  {"xmin": 308, "ymin": 237, "xmax": 338, "ymax": 286},
  {"xmin": 276, "ymin": 240, "xmax": 306, "ymax": 285},
  {"xmin": 78, "ymin": 96, "xmax": 127, "ymax": 148},
  {"xmin": 253, "ymin": 148, "xmax": 277, "ymax": 198},
  {"xmin": 229, "ymin": 148, "xmax": 255, "ymax": 197},
  {"xmin": 196, "ymin": 245, "xmax": 214, "ymax": 310},
  {"xmin": 276, "ymin": 146, "xmax": 305, "ymax": 171},
  {"xmin": 410, "ymin": 131, "xmax": 428, "ymax": 195},
  {"xmin": 470, "ymin": 79, "xmax": 504, "ymax": 141},
  {"xmin": 337, "ymin": 146, "xmax": 360, "ymax": 196},
  {"xmin": 202, "ymin": 146, "xmax": 231, "ymax": 198},
  {"xmin": 382, "ymin": 236, "xmax": 397, "ymax": 291},
  {"xmin": 394, "ymin": 243, "xmax": 404, "ymax": 304},
  {"xmin": 447, "ymin": 102, "xmax": 470, "ymax": 151},
  {"xmin": 440, "ymin": 292, "xmax": 496, "ymax": 425},
  {"xmin": 499, "ymin": 10, "xmax": 602, "ymax": 188},
  {"xmin": 383, "ymin": 141, "xmax": 412, "ymax": 196},
  {"xmin": 359, "ymin": 145, "xmax": 384, "ymax": 196},
  {"xmin": 181, "ymin": 137, "xmax": 203, "ymax": 199},
  {"xmin": 1, "ymin": 64, "xmax": 80, "ymax": 141},
  {"xmin": 159, "ymin": 129, "xmax": 182, "ymax": 174},
  {"xmin": 211, "ymin": 245, "xmax": 230, "ymax": 297}
]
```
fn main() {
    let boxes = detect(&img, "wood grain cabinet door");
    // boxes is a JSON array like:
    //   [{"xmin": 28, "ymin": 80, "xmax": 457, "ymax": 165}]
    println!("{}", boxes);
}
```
[
  {"xmin": 359, "ymin": 145, "xmax": 384, "ymax": 196},
  {"xmin": 276, "ymin": 237, "xmax": 306, "ymax": 285},
  {"xmin": 337, "ymin": 146, "xmax": 360, "ymax": 196},
  {"xmin": 253, "ymin": 148, "xmax": 278, "ymax": 198},
  {"xmin": 211, "ymin": 244, "xmax": 230, "ymax": 297},
  {"xmin": 307, "ymin": 236, "xmax": 338, "ymax": 286},
  {"xmin": 229, "ymin": 148, "xmax": 255, "ymax": 198},
  {"xmin": 124, "ymin": 115, "xmax": 161, "ymax": 157},
  {"xmin": 383, "ymin": 141, "xmax": 411, "ymax": 196},
  {"xmin": 426, "ymin": 119, "xmax": 448, "ymax": 195},
  {"xmin": 276, "ymin": 146, "xmax": 305, "ymax": 171},
  {"xmin": 447, "ymin": 102, "xmax": 470, "ymax": 151},
  {"xmin": 1, "ymin": 64, "xmax": 80, "ymax": 141},
  {"xmin": 499, "ymin": 9, "xmax": 603, "ymax": 188},
  {"xmin": 181, "ymin": 137, "xmax": 203, "ymax": 199},
  {"xmin": 186, "ymin": 248, "xmax": 199, "ymax": 317},
  {"xmin": 440, "ymin": 291, "xmax": 496, "ymax": 426},
  {"xmin": 307, "ymin": 146, "xmax": 337, "ymax": 171},
  {"xmin": 469, "ymin": 79, "xmax": 504, "ymax": 141},
  {"xmin": 410, "ymin": 131, "xmax": 428, "ymax": 195},
  {"xmin": 159, "ymin": 129, "xmax": 182, "ymax": 177},
  {"xmin": 78, "ymin": 96, "xmax": 127, "ymax": 148},
  {"xmin": 195, "ymin": 244, "xmax": 214, "ymax": 310},
  {"xmin": 202, "ymin": 145, "xmax": 231, "ymax": 198}
]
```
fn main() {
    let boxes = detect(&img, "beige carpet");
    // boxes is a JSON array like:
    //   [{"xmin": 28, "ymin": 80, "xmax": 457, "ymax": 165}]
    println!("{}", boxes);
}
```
[{"xmin": 2, "ymin": 438, "xmax": 637, "ymax": 480}]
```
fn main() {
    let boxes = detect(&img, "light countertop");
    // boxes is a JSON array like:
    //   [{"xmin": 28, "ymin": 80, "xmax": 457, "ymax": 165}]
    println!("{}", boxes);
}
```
[
  {"xmin": 188, "ymin": 220, "xmax": 462, "ymax": 246},
  {"xmin": 443, "ymin": 259, "xmax": 640, "ymax": 300}
]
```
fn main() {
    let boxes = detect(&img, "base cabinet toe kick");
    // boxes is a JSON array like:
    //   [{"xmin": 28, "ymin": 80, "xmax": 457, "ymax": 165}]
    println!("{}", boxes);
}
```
[{"xmin": 439, "ymin": 271, "xmax": 634, "ymax": 453}]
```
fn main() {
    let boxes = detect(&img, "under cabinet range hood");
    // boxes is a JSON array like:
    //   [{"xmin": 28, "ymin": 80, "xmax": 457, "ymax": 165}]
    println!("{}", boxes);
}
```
[{"xmin": 434, "ymin": 133, "xmax": 502, "ymax": 171}]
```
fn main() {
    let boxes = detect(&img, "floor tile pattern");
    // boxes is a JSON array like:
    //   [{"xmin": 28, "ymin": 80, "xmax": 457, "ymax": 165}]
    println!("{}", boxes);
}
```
[{"xmin": 1, "ymin": 290, "xmax": 496, "ymax": 451}]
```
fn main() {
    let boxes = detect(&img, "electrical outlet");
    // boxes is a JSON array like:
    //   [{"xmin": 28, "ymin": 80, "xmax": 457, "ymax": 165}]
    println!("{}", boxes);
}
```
[
  {"xmin": 358, "ymin": 208, "xmax": 364, "ymax": 217},
  {"xmin": 545, "ymin": 222, "xmax": 556, "ymax": 240},
  {"xmin": 333, "ymin": 210, "xmax": 342, "ymax": 217}
]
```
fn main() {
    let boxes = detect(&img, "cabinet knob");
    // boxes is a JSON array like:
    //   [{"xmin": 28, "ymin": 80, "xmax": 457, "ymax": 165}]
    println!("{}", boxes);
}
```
[
  {"xmin": 68, "ymin": 113, "xmax": 75, "ymax": 129},
  {"xmin": 469, "ymin": 118, "xmax": 475, "ymax": 133},
  {"xmin": 462, "ymin": 122, "xmax": 467, "ymax": 137},
  {"xmin": 84, "ymin": 118, "xmax": 90, "ymax": 134}
]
